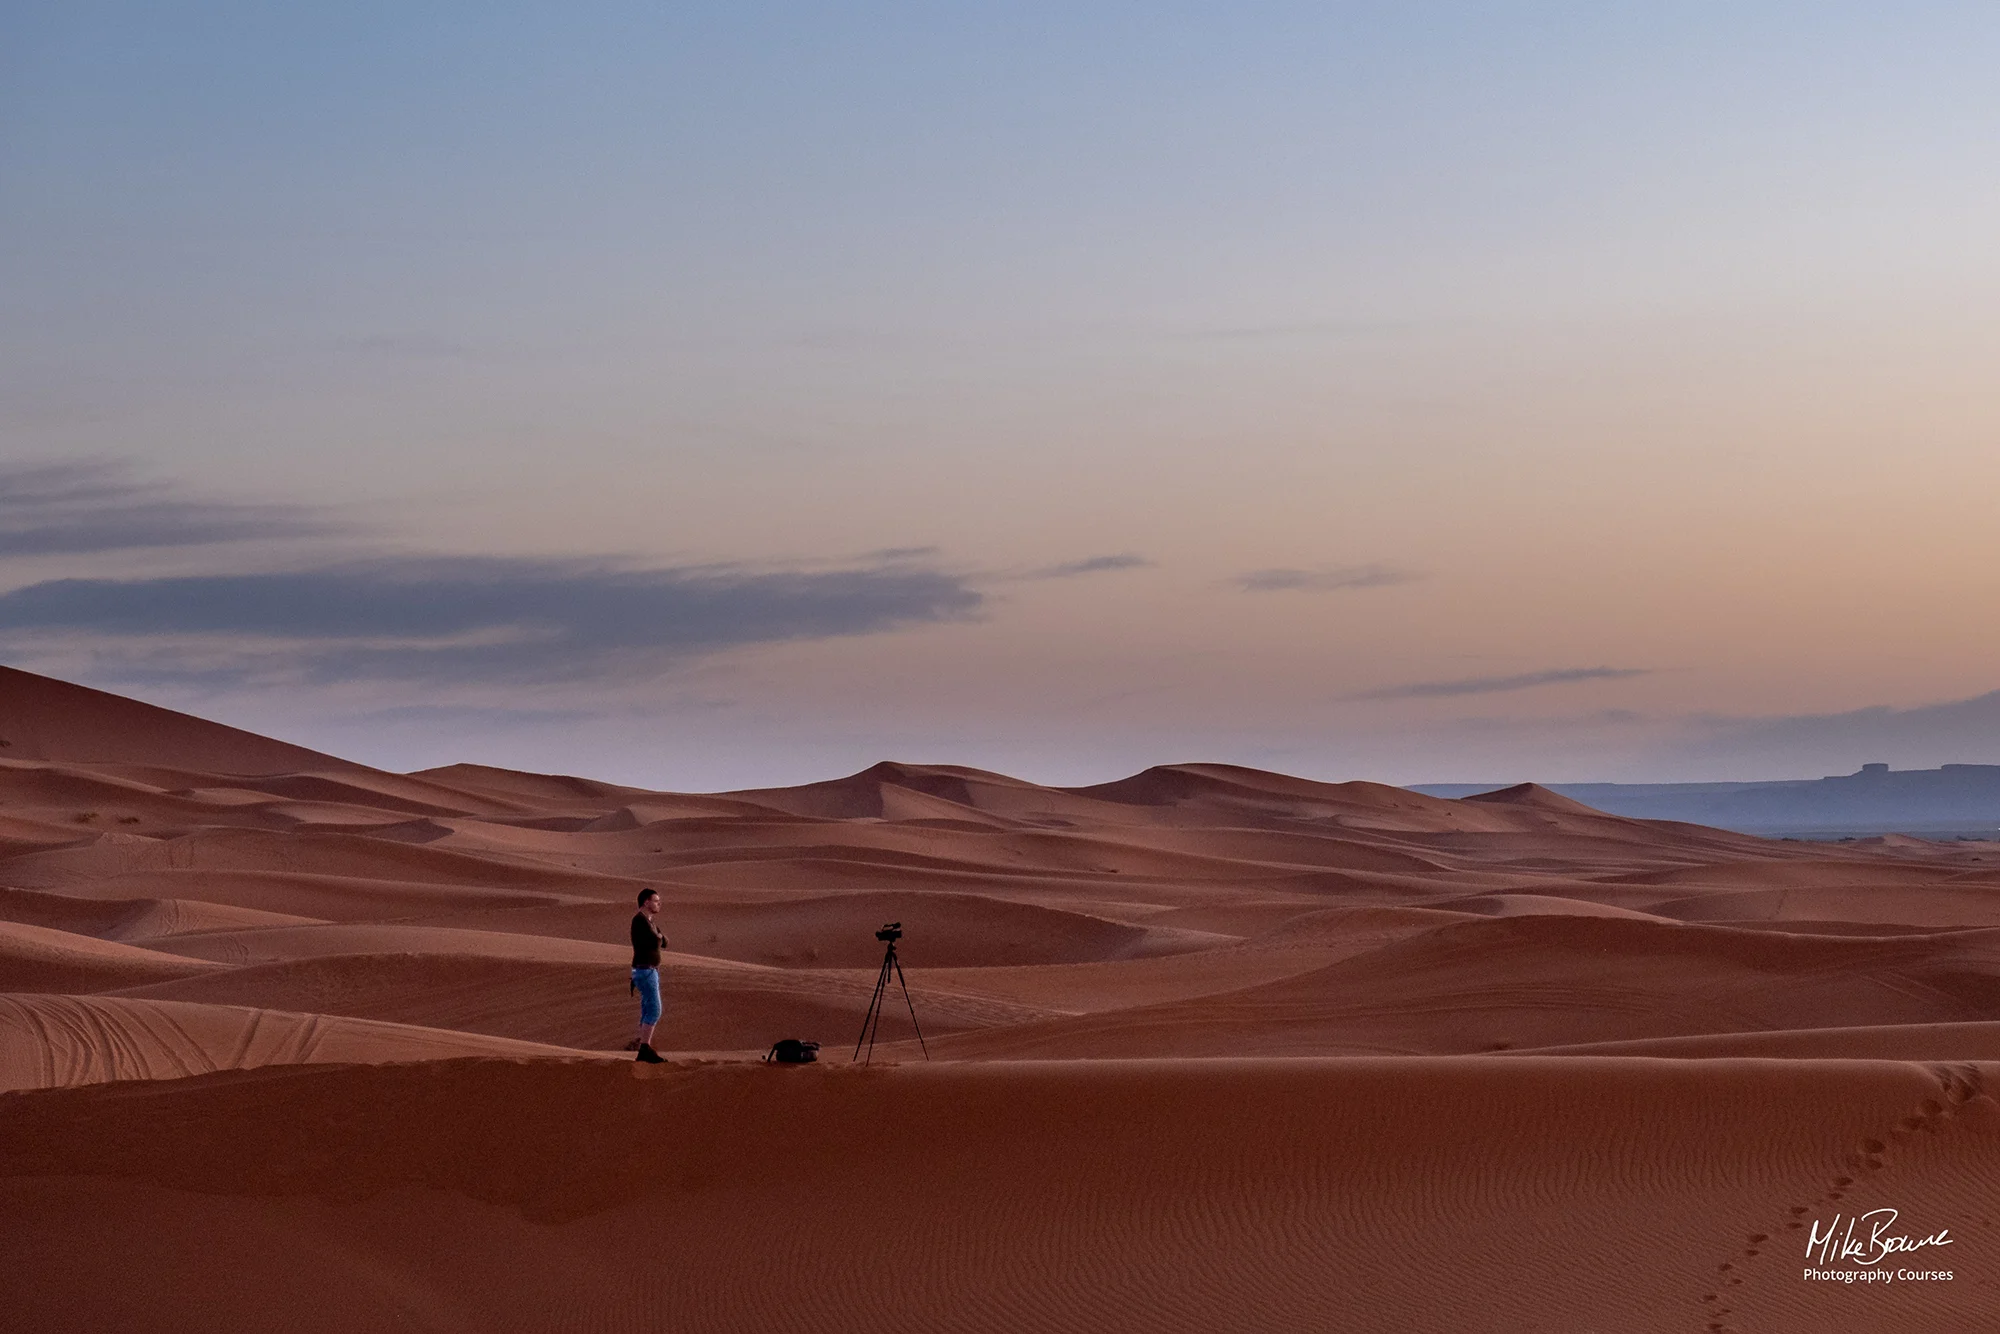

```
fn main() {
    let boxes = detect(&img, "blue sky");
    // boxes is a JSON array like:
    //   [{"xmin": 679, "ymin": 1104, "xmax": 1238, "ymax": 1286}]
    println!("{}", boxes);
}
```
[{"xmin": 5, "ymin": 4, "xmax": 2000, "ymax": 787}]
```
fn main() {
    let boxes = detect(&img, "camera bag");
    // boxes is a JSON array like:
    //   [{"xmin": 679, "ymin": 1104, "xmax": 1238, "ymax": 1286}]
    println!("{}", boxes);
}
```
[{"xmin": 764, "ymin": 1038, "xmax": 820, "ymax": 1064}]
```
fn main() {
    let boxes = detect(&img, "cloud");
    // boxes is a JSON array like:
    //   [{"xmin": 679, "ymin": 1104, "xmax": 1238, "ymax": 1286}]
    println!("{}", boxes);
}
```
[
  {"xmin": 1667, "ymin": 689, "xmax": 2000, "ymax": 774},
  {"xmin": 1029, "ymin": 553, "xmax": 1152, "ymax": 580},
  {"xmin": 1234, "ymin": 563, "xmax": 1424, "ymax": 593},
  {"xmin": 0, "ymin": 460, "xmax": 336, "ymax": 556},
  {"xmin": 1356, "ymin": 667, "xmax": 1650, "ymax": 700},
  {"xmin": 0, "ymin": 556, "xmax": 983, "ymax": 685}
]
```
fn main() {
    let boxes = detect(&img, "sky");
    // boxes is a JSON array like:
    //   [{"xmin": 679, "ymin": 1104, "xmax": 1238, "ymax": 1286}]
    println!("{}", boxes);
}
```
[{"xmin": 4, "ymin": 3, "xmax": 2000, "ymax": 790}]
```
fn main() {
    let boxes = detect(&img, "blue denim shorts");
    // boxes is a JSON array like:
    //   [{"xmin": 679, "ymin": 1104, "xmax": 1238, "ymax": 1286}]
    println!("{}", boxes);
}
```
[{"xmin": 631, "ymin": 967, "xmax": 662, "ymax": 1025}]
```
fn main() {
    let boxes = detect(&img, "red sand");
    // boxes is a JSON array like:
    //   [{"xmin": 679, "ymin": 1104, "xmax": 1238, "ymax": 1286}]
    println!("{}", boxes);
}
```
[{"xmin": 5, "ymin": 664, "xmax": 1999, "ymax": 1331}]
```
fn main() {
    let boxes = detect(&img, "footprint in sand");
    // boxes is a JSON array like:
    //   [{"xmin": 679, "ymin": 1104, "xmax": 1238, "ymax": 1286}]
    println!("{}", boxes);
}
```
[{"xmin": 1697, "ymin": 1071, "xmax": 1980, "ymax": 1333}]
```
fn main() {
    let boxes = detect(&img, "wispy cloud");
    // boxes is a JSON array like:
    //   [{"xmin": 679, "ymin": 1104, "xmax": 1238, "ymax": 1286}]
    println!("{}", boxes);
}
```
[
  {"xmin": 1356, "ymin": 667, "xmax": 1650, "ymax": 700},
  {"xmin": 1668, "ymin": 689, "xmax": 2000, "ymax": 773},
  {"xmin": 0, "ymin": 460, "xmax": 337, "ymax": 556},
  {"xmin": 0, "ymin": 556, "xmax": 983, "ymax": 685},
  {"xmin": 1029, "ymin": 553, "xmax": 1152, "ymax": 580},
  {"xmin": 1234, "ymin": 563, "xmax": 1424, "ymax": 593}
]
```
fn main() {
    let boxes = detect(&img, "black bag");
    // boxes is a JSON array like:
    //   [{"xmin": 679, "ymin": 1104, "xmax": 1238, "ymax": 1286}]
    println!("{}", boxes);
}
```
[{"xmin": 764, "ymin": 1038, "xmax": 820, "ymax": 1064}]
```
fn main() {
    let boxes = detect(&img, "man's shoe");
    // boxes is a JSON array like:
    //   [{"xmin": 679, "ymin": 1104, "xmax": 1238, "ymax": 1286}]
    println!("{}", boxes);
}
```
[{"xmin": 635, "ymin": 1044, "xmax": 664, "ymax": 1064}]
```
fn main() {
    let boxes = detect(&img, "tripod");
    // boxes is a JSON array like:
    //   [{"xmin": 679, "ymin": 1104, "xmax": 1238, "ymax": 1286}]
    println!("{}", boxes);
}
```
[{"xmin": 854, "ymin": 927, "xmax": 928, "ymax": 1064}]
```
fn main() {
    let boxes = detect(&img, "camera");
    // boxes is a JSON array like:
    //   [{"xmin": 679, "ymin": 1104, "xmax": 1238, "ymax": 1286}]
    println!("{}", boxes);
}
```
[{"xmin": 875, "ymin": 922, "xmax": 902, "ymax": 943}]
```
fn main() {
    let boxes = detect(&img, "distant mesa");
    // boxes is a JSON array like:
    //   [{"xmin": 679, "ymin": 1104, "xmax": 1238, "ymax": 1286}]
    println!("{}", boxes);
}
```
[{"xmin": 1420, "ymin": 761, "xmax": 2000, "ymax": 839}]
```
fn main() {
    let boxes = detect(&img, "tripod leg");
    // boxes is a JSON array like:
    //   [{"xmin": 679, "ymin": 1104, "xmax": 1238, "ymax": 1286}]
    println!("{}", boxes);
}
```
[
  {"xmin": 854, "ymin": 958, "xmax": 885, "ymax": 1061},
  {"xmin": 891, "ymin": 951, "xmax": 929, "ymax": 1060},
  {"xmin": 866, "ymin": 953, "xmax": 889, "ymax": 1065},
  {"xmin": 853, "ymin": 951, "xmax": 894, "ymax": 1062}
]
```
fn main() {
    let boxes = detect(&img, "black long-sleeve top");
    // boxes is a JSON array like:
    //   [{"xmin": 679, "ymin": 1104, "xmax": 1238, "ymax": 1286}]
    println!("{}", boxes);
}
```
[{"xmin": 631, "ymin": 913, "xmax": 665, "ymax": 969}]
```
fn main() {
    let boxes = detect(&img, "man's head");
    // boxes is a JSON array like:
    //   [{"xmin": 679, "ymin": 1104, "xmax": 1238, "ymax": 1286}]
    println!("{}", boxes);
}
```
[{"xmin": 637, "ymin": 887, "xmax": 659, "ymax": 915}]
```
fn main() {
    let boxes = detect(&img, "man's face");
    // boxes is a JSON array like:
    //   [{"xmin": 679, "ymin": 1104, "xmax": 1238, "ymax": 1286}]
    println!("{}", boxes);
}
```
[{"xmin": 641, "ymin": 895, "xmax": 659, "ymax": 917}]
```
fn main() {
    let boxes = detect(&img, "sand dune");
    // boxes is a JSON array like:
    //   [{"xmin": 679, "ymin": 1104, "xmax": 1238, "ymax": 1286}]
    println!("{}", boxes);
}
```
[
  {"xmin": 730, "ymin": 760, "xmax": 1112, "ymax": 822},
  {"xmin": 0, "ymin": 665, "xmax": 349, "ymax": 773},
  {"xmin": 411, "ymin": 761, "xmax": 660, "ymax": 808},
  {"xmin": 1653, "ymin": 880, "xmax": 2000, "ymax": 928},
  {"xmin": 0, "ymin": 920, "xmax": 226, "ymax": 993},
  {"xmin": 1517, "ymin": 1021, "xmax": 2000, "ymax": 1060},
  {"xmin": 5, "ymin": 1056, "xmax": 1999, "ymax": 1333},
  {"xmin": 920, "ymin": 943, "xmax": 1380, "ymax": 1013},
  {"xmin": 1432, "ymin": 890, "xmax": 1678, "ymax": 919},
  {"xmin": 8, "ymin": 660, "xmax": 1996, "ymax": 1070},
  {"xmin": 138, "ymin": 921, "xmax": 633, "ymax": 967},
  {"xmin": 0, "ymin": 994, "xmax": 594, "ymax": 1092},
  {"xmin": 397, "ymin": 890, "xmax": 1227, "ymax": 969},
  {"xmin": 8, "ymin": 867, "xmax": 587, "ymax": 920},
  {"xmin": 0, "ymin": 883, "xmax": 322, "ymax": 939},
  {"xmin": 2, "ymin": 825, "xmax": 637, "ymax": 893},
  {"xmin": 118, "ymin": 949, "xmax": 1053, "ymax": 1050},
  {"xmin": 9, "ymin": 663, "xmax": 2000, "ymax": 1331},
  {"xmin": 925, "ymin": 914, "xmax": 2000, "ymax": 1059}
]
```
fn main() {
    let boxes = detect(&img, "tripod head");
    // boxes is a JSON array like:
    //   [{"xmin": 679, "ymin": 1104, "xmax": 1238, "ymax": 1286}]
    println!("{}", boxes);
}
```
[{"xmin": 875, "ymin": 921, "xmax": 902, "ymax": 944}]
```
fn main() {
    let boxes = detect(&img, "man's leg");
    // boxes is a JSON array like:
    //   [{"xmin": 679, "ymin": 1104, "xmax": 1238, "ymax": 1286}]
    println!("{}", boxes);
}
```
[{"xmin": 633, "ymin": 968, "xmax": 663, "ymax": 1060}]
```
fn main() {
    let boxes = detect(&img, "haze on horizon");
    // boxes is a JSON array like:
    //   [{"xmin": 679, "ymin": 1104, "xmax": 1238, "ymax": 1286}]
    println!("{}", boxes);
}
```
[{"xmin": 4, "ymin": 4, "xmax": 1999, "ymax": 791}]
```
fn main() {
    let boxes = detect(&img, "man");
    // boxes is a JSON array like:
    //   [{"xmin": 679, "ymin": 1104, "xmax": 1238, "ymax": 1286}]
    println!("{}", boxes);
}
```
[{"xmin": 630, "ymin": 888, "xmax": 668, "ymax": 1063}]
